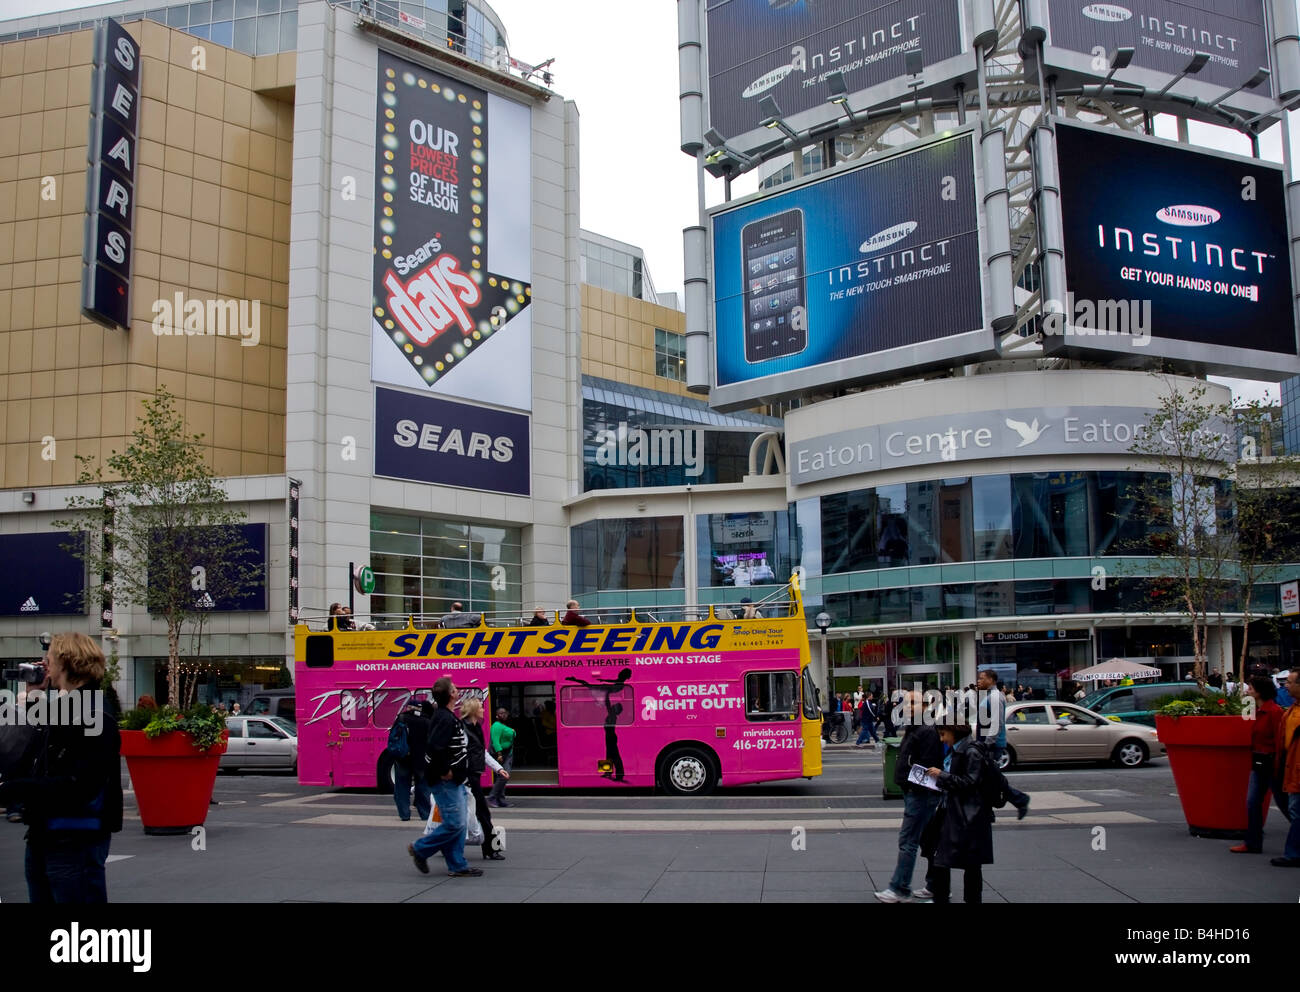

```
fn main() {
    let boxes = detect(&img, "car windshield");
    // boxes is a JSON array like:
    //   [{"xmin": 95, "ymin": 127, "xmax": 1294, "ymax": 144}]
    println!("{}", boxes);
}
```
[
  {"xmin": 269, "ymin": 716, "xmax": 297, "ymax": 736},
  {"xmin": 1078, "ymin": 689, "xmax": 1107, "ymax": 710}
]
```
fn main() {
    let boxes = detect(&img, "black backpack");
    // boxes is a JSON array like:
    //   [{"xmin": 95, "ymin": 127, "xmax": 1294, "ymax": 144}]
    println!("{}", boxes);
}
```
[
  {"xmin": 972, "ymin": 741, "xmax": 1007, "ymax": 809},
  {"xmin": 387, "ymin": 715, "xmax": 410, "ymax": 760}
]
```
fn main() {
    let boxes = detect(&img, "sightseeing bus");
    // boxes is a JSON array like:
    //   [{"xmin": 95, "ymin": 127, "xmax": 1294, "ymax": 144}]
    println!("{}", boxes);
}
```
[{"xmin": 292, "ymin": 579, "xmax": 822, "ymax": 795}]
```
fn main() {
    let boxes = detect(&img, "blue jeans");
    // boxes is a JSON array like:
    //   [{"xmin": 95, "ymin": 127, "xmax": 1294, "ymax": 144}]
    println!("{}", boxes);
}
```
[
  {"xmin": 889, "ymin": 789, "xmax": 941, "ymax": 896},
  {"xmin": 1286, "ymin": 792, "xmax": 1300, "ymax": 861},
  {"xmin": 1244, "ymin": 766, "xmax": 1273, "ymax": 851},
  {"xmin": 26, "ymin": 837, "xmax": 111, "ymax": 903},
  {"xmin": 855, "ymin": 719, "xmax": 879, "ymax": 745},
  {"xmin": 413, "ymin": 779, "xmax": 468, "ymax": 872},
  {"xmin": 490, "ymin": 749, "xmax": 513, "ymax": 803},
  {"xmin": 393, "ymin": 762, "xmax": 432, "ymax": 821}
]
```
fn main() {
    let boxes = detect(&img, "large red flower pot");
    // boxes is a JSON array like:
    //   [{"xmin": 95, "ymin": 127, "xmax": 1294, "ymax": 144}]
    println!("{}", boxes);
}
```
[
  {"xmin": 121, "ymin": 729, "xmax": 228, "ymax": 835},
  {"xmin": 1156, "ymin": 715, "xmax": 1269, "ymax": 839}
]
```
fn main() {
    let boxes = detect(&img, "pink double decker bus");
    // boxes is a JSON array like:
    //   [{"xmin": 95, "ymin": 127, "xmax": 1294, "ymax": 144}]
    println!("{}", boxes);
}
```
[{"xmin": 292, "ymin": 580, "xmax": 823, "ymax": 795}]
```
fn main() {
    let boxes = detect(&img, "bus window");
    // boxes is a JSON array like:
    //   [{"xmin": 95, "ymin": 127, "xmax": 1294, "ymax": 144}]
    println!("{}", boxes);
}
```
[
  {"xmin": 340, "ymin": 689, "xmax": 369, "ymax": 729},
  {"xmin": 746, "ymin": 672, "xmax": 798, "ymax": 721},
  {"xmin": 371, "ymin": 688, "xmax": 413, "ymax": 729},
  {"xmin": 560, "ymin": 686, "xmax": 634, "ymax": 726},
  {"xmin": 801, "ymin": 669, "xmax": 820, "ymax": 719}
]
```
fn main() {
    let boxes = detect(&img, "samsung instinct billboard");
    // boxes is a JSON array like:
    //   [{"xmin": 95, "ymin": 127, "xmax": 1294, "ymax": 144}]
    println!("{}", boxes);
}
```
[
  {"xmin": 1047, "ymin": 120, "xmax": 1298, "ymax": 377},
  {"xmin": 1032, "ymin": 0, "xmax": 1277, "ymax": 120},
  {"xmin": 704, "ymin": 0, "xmax": 974, "ymax": 157},
  {"xmin": 709, "ymin": 128, "xmax": 992, "ymax": 410},
  {"xmin": 371, "ymin": 52, "xmax": 533, "ymax": 412}
]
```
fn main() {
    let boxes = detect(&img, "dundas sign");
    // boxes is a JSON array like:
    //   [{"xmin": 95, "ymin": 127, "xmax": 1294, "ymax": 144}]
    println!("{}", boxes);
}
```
[{"xmin": 789, "ymin": 405, "xmax": 1232, "ymax": 484}]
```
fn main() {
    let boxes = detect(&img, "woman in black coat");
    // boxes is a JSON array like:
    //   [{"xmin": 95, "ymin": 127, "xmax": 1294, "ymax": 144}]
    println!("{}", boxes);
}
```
[{"xmin": 922, "ymin": 720, "xmax": 995, "ymax": 904}]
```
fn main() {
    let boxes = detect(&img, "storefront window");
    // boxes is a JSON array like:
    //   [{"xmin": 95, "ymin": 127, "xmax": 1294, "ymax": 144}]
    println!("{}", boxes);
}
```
[
  {"xmin": 570, "ymin": 517, "xmax": 684, "ymax": 594},
  {"xmin": 697, "ymin": 510, "xmax": 797, "ymax": 594}
]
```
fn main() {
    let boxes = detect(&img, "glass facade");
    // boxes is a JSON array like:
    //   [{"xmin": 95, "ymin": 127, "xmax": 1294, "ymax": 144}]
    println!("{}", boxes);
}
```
[
  {"xmin": 571, "ymin": 516, "xmax": 685, "ymax": 596},
  {"xmin": 654, "ymin": 328, "xmax": 686, "ymax": 382},
  {"xmin": 579, "ymin": 237, "xmax": 654, "ymax": 302},
  {"xmin": 697, "ymin": 509, "xmax": 799, "ymax": 596},
  {"xmin": 582, "ymin": 376, "xmax": 779, "ymax": 491},
  {"xmin": 369, "ymin": 512, "xmax": 522, "ymax": 621}
]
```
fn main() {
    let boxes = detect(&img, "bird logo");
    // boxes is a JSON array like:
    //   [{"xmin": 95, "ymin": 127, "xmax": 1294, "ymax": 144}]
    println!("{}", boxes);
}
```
[{"xmin": 1005, "ymin": 417, "xmax": 1050, "ymax": 447}]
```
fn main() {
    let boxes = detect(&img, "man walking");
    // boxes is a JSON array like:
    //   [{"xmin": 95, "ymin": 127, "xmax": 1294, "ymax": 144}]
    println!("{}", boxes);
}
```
[
  {"xmin": 407, "ymin": 678, "xmax": 480, "ymax": 878},
  {"xmin": 854, "ymin": 692, "xmax": 880, "ymax": 748},
  {"xmin": 391, "ymin": 701, "xmax": 431, "ymax": 822},
  {"xmin": 488, "ymin": 707, "xmax": 516, "ymax": 807},
  {"xmin": 1273, "ymin": 666, "xmax": 1300, "ymax": 868},
  {"xmin": 875, "ymin": 690, "xmax": 944, "ymax": 903},
  {"xmin": 976, "ymin": 668, "xmax": 1029, "ymax": 818}
]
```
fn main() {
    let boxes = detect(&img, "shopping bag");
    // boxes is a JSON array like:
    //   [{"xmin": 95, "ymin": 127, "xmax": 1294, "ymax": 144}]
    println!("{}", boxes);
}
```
[
  {"xmin": 465, "ymin": 784, "xmax": 484, "ymax": 846},
  {"xmin": 422, "ymin": 800, "xmax": 442, "ymax": 837}
]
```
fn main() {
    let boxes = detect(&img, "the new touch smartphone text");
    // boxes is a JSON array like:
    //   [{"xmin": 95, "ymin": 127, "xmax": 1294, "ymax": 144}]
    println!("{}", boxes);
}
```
[{"xmin": 741, "ymin": 208, "xmax": 806, "ymax": 362}]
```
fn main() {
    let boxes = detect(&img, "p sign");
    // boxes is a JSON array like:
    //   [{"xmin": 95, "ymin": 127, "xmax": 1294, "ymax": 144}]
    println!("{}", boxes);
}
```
[{"xmin": 353, "ymin": 564, "xmax": 376, "ymax": 596}]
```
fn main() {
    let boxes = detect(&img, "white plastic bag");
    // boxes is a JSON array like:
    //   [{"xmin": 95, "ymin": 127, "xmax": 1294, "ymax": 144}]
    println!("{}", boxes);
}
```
[{"xmin": 422, "ymin": 783, "xmax": 483, "ymax": 846}]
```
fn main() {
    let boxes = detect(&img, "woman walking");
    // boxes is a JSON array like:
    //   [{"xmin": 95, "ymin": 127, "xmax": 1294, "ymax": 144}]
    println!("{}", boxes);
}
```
[
  {"xmin": 461, "ymin": 698, "xmax": 509, "ymax": 860},
  {"xmin": 1230, "ymin": 675, "xmax": 1284, "ymax": 854},
  {"xmin": 923, "ymin": 718, "xmax": 995, "ymax": 904}
]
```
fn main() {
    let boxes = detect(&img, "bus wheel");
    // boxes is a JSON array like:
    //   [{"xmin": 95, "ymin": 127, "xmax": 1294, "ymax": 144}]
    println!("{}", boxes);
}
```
[
  {"xmin": 659, "ymin": 746, "xmax": 717, "ymax": 796},
  {"xmin": 376, "ymin": 753, "xmax": 395, "ymax": 794}
]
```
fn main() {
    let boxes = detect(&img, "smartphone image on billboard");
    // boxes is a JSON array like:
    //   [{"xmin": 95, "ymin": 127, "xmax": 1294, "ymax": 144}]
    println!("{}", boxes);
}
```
[{"xmin": 740, "ymin": 209, "xmax": 806, "ymax": 363}]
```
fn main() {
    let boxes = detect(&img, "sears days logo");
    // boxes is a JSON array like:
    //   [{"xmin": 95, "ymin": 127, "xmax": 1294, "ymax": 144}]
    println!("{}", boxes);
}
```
[
  {"xmin": 743, "ymin": 64, "xmax": 794, "ymax": 98},
  {"xmin": 860, "ymin": 222, "xmax": 917, "ymax": 255},
  {"xmin": 1081, "ymin": 3, "xmax": 1132, "ymax": 21},
  {"xmin": 1156, "ymin": 204, "xmax": 1222, "ymax": 228}
]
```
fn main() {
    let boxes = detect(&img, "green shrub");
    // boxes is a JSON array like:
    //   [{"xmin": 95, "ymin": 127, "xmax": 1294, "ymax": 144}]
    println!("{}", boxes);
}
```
[
  {"xmin": 1156, "ymin": 690, "xmax": 1244, "ymax": 717},
  {"xmin": 124, "ymin": 703, "xmax": 227, "ymax": 750}
]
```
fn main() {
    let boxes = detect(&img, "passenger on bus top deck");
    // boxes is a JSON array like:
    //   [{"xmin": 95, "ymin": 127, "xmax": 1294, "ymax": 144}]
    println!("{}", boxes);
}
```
[
  {"xmin": 562, "ymin": 600, "xmax": 591, "ymax": 627},
  {"xmin": 740, "ymin": 597, "xmax": 762, "ymax": 620},
  {"xmin": 529, "ymin": 607, "xmax": 551, "ymax": 627}
]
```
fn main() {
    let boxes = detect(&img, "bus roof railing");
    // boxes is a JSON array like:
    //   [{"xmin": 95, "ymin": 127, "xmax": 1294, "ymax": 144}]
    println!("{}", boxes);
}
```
[{"xmin": 296, "ymin": 594, "xmax": 803, "ymax": 633}]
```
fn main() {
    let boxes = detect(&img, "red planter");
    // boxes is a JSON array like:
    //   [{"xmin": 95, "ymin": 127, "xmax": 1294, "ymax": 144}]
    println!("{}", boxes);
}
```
[
  {"xmin": 1156, "ymin": 715, "xmax": 1269, "ymax": 838},
  {"xmin": 121, "ymin": 729, "xmax": 228, "ymax": 835}
]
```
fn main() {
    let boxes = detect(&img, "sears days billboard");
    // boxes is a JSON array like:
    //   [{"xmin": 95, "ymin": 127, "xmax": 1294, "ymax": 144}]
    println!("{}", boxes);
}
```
[
  {"xmin": 705, "ymin": 0, "xmax": 974, "ymax": 157},
  {"xmin": 1032, "ymin": 0, "xmax": 1278, "ymax": 120},
  {"xmin": 371, "ymin": 51, "xmax": 533, "ymax": 412},
  {"xmin": 1047, "ymin": 119, "xmax": 1299, "ymax": 377},
  {"xmin": 709, "ymin": 128, "xmax": 993, "ymax": 410}
]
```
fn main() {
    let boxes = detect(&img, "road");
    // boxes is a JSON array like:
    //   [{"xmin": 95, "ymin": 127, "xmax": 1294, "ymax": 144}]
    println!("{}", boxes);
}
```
[{"xmin": 1, "ymin": 746, "xmax": 1296, "ymax": 902}]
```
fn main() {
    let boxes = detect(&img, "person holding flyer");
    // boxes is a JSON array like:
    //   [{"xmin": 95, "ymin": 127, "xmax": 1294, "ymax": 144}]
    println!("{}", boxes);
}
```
[{"xmin": 875, "ymin": 691, "xmax": 944, "ymax": 904}]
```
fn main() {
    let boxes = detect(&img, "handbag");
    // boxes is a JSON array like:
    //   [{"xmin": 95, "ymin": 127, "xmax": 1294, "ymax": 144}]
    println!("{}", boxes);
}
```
[{"xmin": 1250, "ymin": 751, "xmax": 1274, "ymax": 774}]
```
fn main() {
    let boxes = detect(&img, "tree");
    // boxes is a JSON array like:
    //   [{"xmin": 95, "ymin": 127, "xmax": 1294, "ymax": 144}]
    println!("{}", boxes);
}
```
[
  {"xmin": 54, "ymin": 387, "xmax": 264, "ymax": 707},
  {"xmin": 1124, "ymin": 376, "xmax": 1237, "ymax": 681}
]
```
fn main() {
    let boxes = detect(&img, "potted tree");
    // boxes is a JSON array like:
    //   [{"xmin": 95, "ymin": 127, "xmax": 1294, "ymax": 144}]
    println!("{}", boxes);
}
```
[{"xmin": 54, "ymin": 386, "xmax": 263, "ymax": 834}]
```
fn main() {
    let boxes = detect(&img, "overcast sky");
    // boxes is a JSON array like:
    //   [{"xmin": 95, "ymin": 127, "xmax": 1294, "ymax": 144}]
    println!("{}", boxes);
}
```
[{"xmin": 3, "ymin": 0, "xmax": 1297, "ymax": 404}]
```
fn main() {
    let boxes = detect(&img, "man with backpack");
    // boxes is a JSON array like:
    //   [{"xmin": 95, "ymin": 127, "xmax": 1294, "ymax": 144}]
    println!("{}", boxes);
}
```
[
  {"xmin": 408, "ymin": 678, "xmax": 481, "ymax": 878},
  {"xmin": 976, "ymin": 669, "xmax": 1030, "ymax": 819},
  {"xmin": 389, "ymin": 700, "xmax": 431, "ymax": 822}
]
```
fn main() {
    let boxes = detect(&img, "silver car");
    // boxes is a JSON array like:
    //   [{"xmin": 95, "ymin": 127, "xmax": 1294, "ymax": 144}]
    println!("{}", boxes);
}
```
[
  {"xmin": 1000, "ymin": 701, "xmax": 1165, "ymax": 770},
  {"xmin": 220, "ymin": 716, "xmax": 299, "ymax": 773}
]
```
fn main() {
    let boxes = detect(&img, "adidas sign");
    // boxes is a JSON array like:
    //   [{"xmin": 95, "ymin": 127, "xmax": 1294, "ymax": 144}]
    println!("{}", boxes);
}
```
[
  {"xmin": 19, "ymin": 597, "xmax": 38, "ymax": 613},
  {"xmin": 195, "ymin": 592, "xmax": 215, "ymax": 609}
]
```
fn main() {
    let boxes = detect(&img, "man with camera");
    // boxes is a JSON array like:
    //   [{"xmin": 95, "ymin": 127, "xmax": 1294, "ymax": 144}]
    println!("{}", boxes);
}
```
[{"xmin": 0, "ymin": 632, "xmax": 123, "ymax": 903}]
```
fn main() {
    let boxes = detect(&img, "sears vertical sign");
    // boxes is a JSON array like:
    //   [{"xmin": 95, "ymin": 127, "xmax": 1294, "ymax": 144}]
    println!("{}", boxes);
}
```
[{"xmin": 82, "ymin": 19, "xmax": 140, "ymax": 331}]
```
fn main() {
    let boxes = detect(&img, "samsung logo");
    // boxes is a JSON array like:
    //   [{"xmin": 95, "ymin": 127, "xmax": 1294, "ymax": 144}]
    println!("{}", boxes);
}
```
[
  {"xmin": 1081, "ymin": 3, "xmax": 1131, "ymax": 22},
  {"xmin": 1156, "ymin": 204, "xmax": 1221, "ymax": 228},
  {"xmin": 860, "ymin": 222, "xmax": 917, "ymax": 255},
  {"xmin": 742, "ymin": 64, "xmax": 794, "ymax": 99}
]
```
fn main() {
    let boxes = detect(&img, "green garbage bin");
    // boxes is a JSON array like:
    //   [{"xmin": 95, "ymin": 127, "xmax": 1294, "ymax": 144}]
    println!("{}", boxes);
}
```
[{"xmin": 881, "ymin": 736, "xmax": 903, "ymax": 799}]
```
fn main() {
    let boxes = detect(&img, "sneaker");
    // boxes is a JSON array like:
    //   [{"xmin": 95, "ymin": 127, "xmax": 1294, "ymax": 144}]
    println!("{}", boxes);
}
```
[
  {"xmin": 912, "ymin": 887, "xmax": 934, "ymax": 901},
  {"xmin": 1016, "ymin": 801, "xmax": 1029, "ymax": 821},
  {"xmin": 448, "ymin": 867, "xmax": 484, "ymax": 877},
  {"xmin": 486, "ymin": 799, "xmax": 502, "ymax": 808},
  {"xmin": 497, "ymin": 801, "xmax": 512, "ymax": 808},
  {"xmin": 873, "ymin": 888, "xmax": 910, "ymax": 904},
  {"xmin": 1229, "ymin": 844, "xmax": 1260, "ymax": 853},
  {"xmin": 407, "ymin": 844, "xmax": 429, "ymax": 874},
  {"xmin": 1270, "ymin": 857, "xmax": 1300, "ymax": 868}
]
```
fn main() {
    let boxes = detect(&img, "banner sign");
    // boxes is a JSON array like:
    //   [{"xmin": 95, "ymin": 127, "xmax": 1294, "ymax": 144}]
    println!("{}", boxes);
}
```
[
  {"xmin": 1048, "ymin": 119, "xmax": 1298, "ymax": 376},
  {"xmin": 704, "ymin": 0, "xmax": 970, "ymax": 156},
  {"xmin": 288, "ymin": 478, "xmax": 301, "ymax": 626},
  {"xmin": 0, "ymin": 533, "xmax": 85, "ymax": 617},
  {"xmin": 710, "ymin": 129, "xmax": 990, "ymax": 409},
  {"xmin": 371, "ymin": 51, "xmax": 533, "ymax": 411},
  {"xmin": 147, "ymin": 524, "xmax": 268, "ymax": 613},
  {"xmin": 374, "ymin": 386, "xmax": 531, "ymax": 496},
  {"xmin": 81, "ymin": 18, "xmax": 141, "ymax": 331}
]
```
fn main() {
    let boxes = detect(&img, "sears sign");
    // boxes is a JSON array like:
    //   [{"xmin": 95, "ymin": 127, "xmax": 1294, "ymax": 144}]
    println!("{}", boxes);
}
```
[
  {"xmin": 1049, "ymin": 119, "xmax": 1298, "ymax": 377},
  {"xmin": 82, "ymin": 18, "xmax": 140, "ymax": 331},
  {"xmin": 374, "ymin": 386, "xmax": 530, "ymax": 496}
]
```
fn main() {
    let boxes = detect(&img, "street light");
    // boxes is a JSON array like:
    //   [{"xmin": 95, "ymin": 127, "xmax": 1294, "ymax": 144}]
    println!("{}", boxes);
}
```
[
  {"xmin": 1154, "ymin": 51, "xmax": 1211, "ymax": 100},
  {"xmin": 759, "ymin": 94, "xmax": 800, "ymax": 141},
  {"xmin": 815, "ymin": 612, "xmax": 832, "ymax": 737}
]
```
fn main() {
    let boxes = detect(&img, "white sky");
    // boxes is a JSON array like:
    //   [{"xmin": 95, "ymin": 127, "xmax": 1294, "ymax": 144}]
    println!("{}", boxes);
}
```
[{"xmin": 4, "ymin": 0, "xmax": 1298, "ymax": 405}]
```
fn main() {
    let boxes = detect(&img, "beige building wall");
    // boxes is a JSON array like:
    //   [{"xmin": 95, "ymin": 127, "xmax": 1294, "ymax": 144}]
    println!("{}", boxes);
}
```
[
  {"xmin": 580, "ymin": 283, "xmax": 691, "ymax": 397},
  {"xmin": 0, "ymin": 20, "xmax": 294, "ymax": 490}
]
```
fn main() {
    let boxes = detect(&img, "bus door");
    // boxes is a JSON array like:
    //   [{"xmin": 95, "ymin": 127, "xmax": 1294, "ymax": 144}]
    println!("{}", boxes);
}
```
[
  {"xmin": 328, "ymin": 686, "xmax": 376, "ymax": 787},
  {"xmin": 741, "ymin": 670, "xmax": 804, "ymax": 774},
  {"xmin": 488, "ymin": 681, "xmax": 558, "ymax": 784}
]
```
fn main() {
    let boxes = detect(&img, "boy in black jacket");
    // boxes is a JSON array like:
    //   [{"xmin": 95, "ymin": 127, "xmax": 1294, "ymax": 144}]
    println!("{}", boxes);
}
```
[
  {"xmin": 408, "ymin": 678, "xmax": 480, "ymax": 878},
  {"xmin": 874, "ymin": 691, "xmax": 943, "ymax": 903}
]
